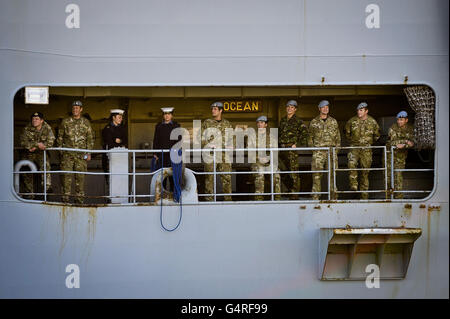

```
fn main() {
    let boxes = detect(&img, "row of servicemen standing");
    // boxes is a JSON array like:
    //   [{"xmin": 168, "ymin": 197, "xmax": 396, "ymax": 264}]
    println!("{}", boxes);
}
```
[{"xmin": 19, "ymin": 99, "xmax": 414, "ymax": 203}]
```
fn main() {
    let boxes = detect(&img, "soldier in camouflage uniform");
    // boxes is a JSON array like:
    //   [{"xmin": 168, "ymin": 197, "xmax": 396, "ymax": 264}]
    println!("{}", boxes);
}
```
[
  {"xmin": 308, "ymin": 100, "xmax": 341, "ymax": 200},
  {"xmin": 278, "ymin": 100, "xmax": 308, "ymax": 200},
  {"xmin": 344, "ymin": 102, "xmax": 380, "ymax": 199},
  {"xmin": 201, "ymin": 101, "xmax": 233, "ymax": 201},
  {"xmin": 57, "ymin": 100, "xmax": 95, "ymax": 203},
  {"xmin": 386, "ymin": 111, "xmax": 415, "ymax": 199},
  {"xmin": 248, "ymin": 116, "xmax": 281, "ymax": 201},
  {"xmin": 20, "ymin": 112, "xmax": 55, "ymax": 197}
]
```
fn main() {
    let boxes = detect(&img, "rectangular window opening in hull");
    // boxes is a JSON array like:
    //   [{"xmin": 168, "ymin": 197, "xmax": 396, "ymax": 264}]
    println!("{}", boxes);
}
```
[{"xmin": 13, "ymin": 85, "xmax": 436, "ymax": 205}]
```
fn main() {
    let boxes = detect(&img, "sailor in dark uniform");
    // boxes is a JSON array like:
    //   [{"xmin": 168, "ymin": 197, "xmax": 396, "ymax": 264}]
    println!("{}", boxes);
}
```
[
  {"xmin": 153, "ymin": 107, "xmax": 181, "ymax": 168},
  {"xmin": 102, "ymin": 109, "xmax": 128, "ymax": 173}
]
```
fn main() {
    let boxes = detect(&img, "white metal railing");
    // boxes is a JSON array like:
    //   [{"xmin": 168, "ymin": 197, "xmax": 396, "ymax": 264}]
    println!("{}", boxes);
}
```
[
  {"xmin": 12, "ymin": 146, "xmax": 434, "ymax": 204},
  {"xmin": 333, "ymin": 146, "xmax": 389, "ymax": 197},
  {"xmin": 389, "ymin": 146, "xmax": 434, "ymax": 200}
]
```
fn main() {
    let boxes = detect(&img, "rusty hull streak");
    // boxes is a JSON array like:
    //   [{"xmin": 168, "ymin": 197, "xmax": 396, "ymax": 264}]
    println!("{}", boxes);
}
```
[
  {"xmin": 58, "ymin": 205, "xmax": 70, "ymax": 256},
  {"xmin": 54, "ymin": 205, "xmax": 100, "ymax": 257},
  {"xmin": 83, "ymin": 207, "xmax": 98, "ymax": 264},
  {"xmin": 43, "ymin": 201, "xmax": 157, "ymax": 208},
  {"xmin": 87, "ymin": 207, "xmax": 97, "ymax": 241},
  {"xmin": 428, "ymin": 204, "xmax": 441, "ymax": 212}
]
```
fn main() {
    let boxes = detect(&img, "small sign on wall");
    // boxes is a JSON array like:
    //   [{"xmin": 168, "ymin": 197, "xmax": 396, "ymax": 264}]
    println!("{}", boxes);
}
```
[
  {"xmin": 25, "ymin": 87, "xmax": 49, "ymax": 104},
  {"xmin": 223, "ymin": 100, "xmax": 262, "ymax": 112}
]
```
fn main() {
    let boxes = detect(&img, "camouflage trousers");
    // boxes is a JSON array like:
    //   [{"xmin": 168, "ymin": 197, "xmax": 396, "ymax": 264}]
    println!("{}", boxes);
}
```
[
  {"xmin": 22, "ymin": 152, "xmax": 51, "ymax": 196},
  {"xmin": 204, "ymin": 162, "xmax": 232, "ymax": 201},
  {"xmin": 386, "ymin": 151, "xmax": 407, "ymax": 199},
  {"xmin": 61, "ymin": 152, "xmax": 88, "ymax": 203},
  {"xmin": 348, "ymin": 148, "xmax": 372, "ymax": 199},
  {"xmin": 279, "ymin": 150, "xmax": 300, "ymax": 199},
  {"xmin": 311, "ymin": 150, "xmax": 338, "ymax": 200},
  {"xmin": 251, "ymin": 163, "xmax": 281, "ymax": 200}
]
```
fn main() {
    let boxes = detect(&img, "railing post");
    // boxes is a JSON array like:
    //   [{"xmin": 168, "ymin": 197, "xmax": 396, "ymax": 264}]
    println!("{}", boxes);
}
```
[
  {"xmin": 328, "ymin": 148, "xmax": 332, "ymax": 201},
  {"xmin": 133, "ymin": 151, "xmax": 136, "ymax": 203},
  {"xmin": 43, "ymin": 149, "xmax": 47, "ymax": 202},
  {"xmin": 383, "ymin": 146, "xmax": 388, "ymax": 199},
  {"xmin": 213, "ymin": 149, "xmax": 216, "ymax": 202},
  {"xmin": 391, "ymin": 146, "xmax": 394, "ymax": 200},
  {"xmin": 270, "ymin": 149, "xmax": 274, "ymax": 201}
]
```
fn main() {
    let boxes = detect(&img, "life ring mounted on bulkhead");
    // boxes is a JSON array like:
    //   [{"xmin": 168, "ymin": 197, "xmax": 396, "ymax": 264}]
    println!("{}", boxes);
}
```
[{"xmin": 150, "ymin": 167, "xmax": 198, "ymax": 204}]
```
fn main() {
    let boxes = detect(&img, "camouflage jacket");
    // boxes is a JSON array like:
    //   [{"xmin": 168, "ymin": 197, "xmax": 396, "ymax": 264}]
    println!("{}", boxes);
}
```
[
  {"xmin": 248, "ymin": 128, "xmax": 278, "ymax": 165},
  {"xmin": 57, "ymin": 116, "xmax": 95, "ymax": 150},
  {"xmin": 387, "ymin": 123, "xmax": 415, "ymax": 153},
  {"xmin": 344, "ymin": 115, "xmax": 380, "ymax": 146},
  {"xmin": 201, "ymin": 118, "xmax": 233, "ymax": 148},
  {"xmin": 20, "ymin": 121, "xmax": 55, "ymax": 151},
  {"xmin": 278, "ymin": 114, "xmax": 308, "ymax": 146},
  {"xmin": 308, "ymin": 115, "xmax": 341, "ymax": 148}
]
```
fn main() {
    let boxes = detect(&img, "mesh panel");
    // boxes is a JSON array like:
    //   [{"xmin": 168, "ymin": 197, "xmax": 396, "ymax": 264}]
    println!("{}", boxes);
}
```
[{"xmin": 404, "ymin": 86, "xmax": 435, "ymax": 150}]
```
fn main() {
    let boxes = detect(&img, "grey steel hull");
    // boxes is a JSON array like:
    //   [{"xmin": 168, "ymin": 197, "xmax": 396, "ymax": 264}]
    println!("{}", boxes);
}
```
[{"xmin": 0, "ymin": 201, "xmax": 447, "ymax": 298}]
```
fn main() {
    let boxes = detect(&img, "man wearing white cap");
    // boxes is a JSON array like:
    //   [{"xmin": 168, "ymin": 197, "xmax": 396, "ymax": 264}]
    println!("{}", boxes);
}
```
[
  {"xmin": 153, "ymin": 107, "xmax": 181, "ymax": 168},
  {"xmin": 308, "ymin": 100, "xmax": 341, "ymax": 200},
  {"xmin": 344, "ymin": 102, "xmax": 380, "ymax": 199},
  {"xmin": 101, "ymin": 109, "xmax": 128, "ymax": 176},
  {"xmin": 386, "ymin": 111, "xmax": 415, "ymax": 199}
]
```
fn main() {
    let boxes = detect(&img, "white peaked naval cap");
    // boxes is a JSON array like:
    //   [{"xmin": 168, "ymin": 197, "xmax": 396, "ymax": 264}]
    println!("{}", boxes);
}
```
[
  {"xmin": 110, "ymin": 109, "xmax": 125, "ymax": 115},
  {"xmin": 161, "ymin": 107, "xmax": 174, "ymax": 113}
]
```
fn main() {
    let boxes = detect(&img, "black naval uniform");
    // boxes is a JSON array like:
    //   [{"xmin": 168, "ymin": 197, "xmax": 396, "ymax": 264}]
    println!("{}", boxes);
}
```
[
  {"xmin": 102, "ymin": 122, "xmax": 128, "ymax": 172},
  {"xmin": 102, "ymin": 122, "xmax": 128, "ymax": 150},
  {"xmin": 153, "ymin": 121, "xmax": 181, "ymax": 168}
]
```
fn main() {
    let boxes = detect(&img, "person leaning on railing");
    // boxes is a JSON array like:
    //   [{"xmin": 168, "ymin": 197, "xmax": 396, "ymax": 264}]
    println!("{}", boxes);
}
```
[
  {"xmin": 278, "ymin": 100, "xmax": 308, "ymax": 200},
  {"xmin": 344, "ymin": 102, "xmax": 380, "ymax": 200},
  {"xmin": 19, "ymin": 112, "xmax": 55, "ymax": 199},
  {"xmin": 386, "ymin": 111, "xmax": 415, "ymax": 199},
  {"xmin": 56, "ymin": 100, "xmax": 95, "ymax": 204},
  {"xmin": 308, "ymin": 100, "xmax": 341, "ymax": 200}
]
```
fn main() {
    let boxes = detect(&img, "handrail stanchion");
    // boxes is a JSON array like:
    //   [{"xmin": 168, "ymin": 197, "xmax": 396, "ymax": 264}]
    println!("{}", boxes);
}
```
[
  {"xmin": 43, "ymin": 149, "xmax": 47, "ymax": 202},
  {"xmin": 383, "ymin": 146, "xmax": 388, "ymax": 199},
  {"xmin": 391, "ymin": 146, "xmax": 394, "ymax": 200},
  {"xmin": 270, "ymin": 149, "xmax": 274, "ymax": 201},
  {"xmin": 133, "ymin": 151, "xmax": 136, "ymax": 203},
  {"xmin": 213, "ymin": 149, "xmax": 216, "ymax": 202},
  {"xmin": 328, "ymin": 148, "xmax": 332, "ymax": 201}
]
